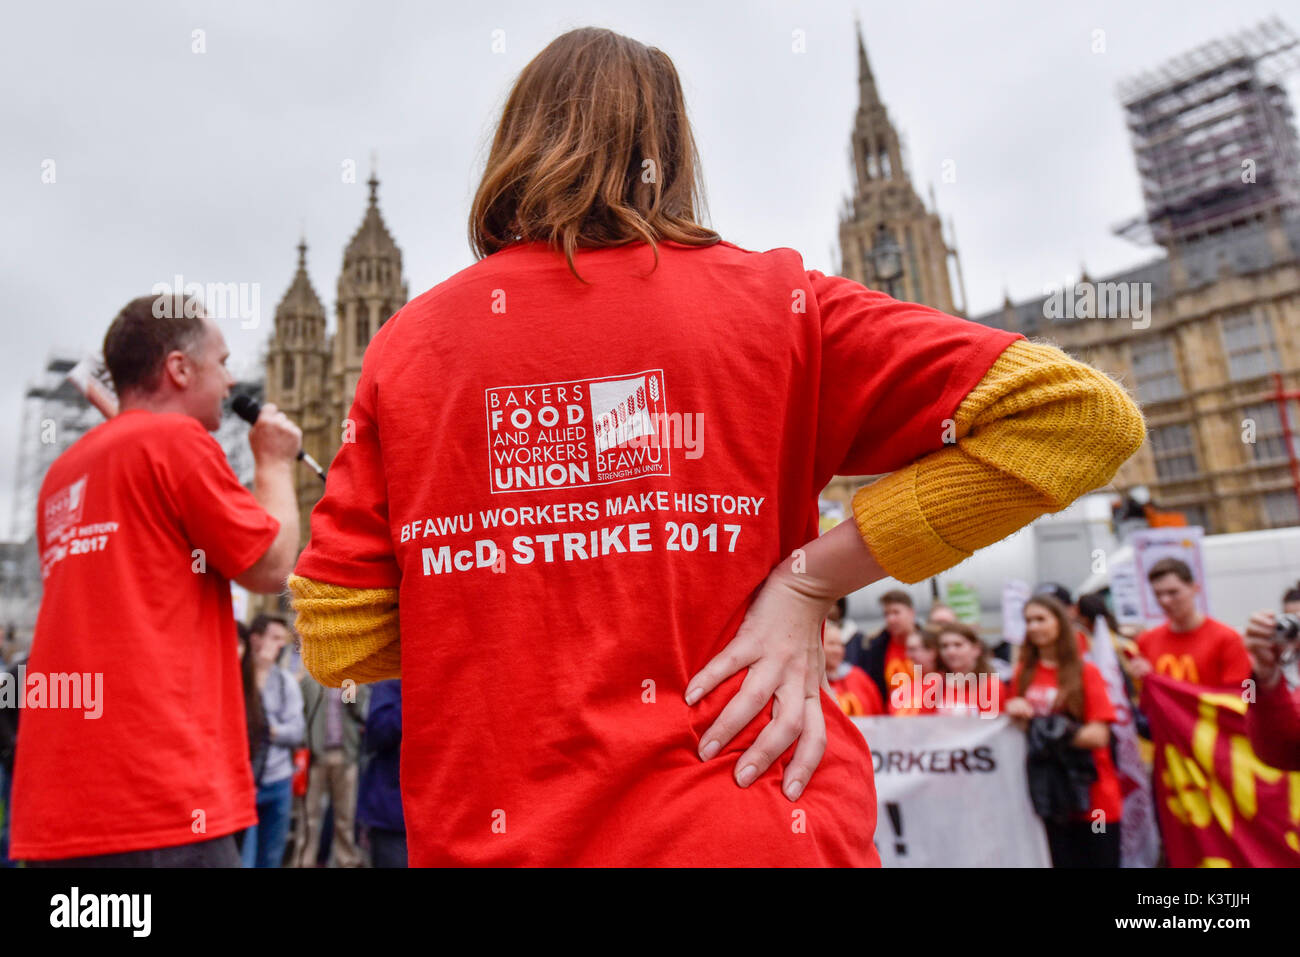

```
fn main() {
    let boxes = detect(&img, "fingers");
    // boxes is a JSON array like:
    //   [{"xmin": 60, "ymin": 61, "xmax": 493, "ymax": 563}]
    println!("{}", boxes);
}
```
[
  {"xmin": 697, "ymin": 665, "xmax": 775, "ymax": 761},
  {"xmin": 685, "ymin": 630, "xmax": 758, "ymax": 707},
  {"xmin": 730, "ymin": 678, "xmax": 805, "ymax": 788},
  {"xmin": 780, "ymin": 693, "xmax": 826, "ymax": 801},
  {"xmin": 1245, "ymin": 611, "xmax": 1276, "ymax": 642}
]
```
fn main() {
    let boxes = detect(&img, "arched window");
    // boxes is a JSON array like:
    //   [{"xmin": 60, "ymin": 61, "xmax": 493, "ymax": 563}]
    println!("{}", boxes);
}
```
[
  {"xmin": 282, "ymin": 356, "xmax": 295, "ymax": 391},
  {"xmin": 356, "ymin": 312, "xmax": 369, "ymax": 348}
]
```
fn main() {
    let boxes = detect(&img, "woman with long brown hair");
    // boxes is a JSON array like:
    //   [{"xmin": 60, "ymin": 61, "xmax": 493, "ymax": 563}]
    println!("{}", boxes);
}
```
[
  {"xmin": 1005, "ymin": 595, "xmax": 1122, "ymax": 867},
  {"xmin": 935, "ymin": 621, "xmax": 1001, "ymax": 716},
  {"xmin": 288, "ymin": 27, "xmax": 1143, "ymax": 865}
]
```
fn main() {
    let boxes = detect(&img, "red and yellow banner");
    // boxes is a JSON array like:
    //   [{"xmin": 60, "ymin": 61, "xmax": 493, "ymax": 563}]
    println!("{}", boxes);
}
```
[{"xmin": 1143, "ymin": 674, "xmax": 1300, "ymax": 867}]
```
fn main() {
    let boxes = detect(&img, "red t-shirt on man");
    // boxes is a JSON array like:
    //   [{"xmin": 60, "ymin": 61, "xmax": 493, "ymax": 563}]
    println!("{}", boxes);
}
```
[
  {"xmin": 10, "ymin": 410, "xmax": 277, "ymax": 859},
  {"xmin": 294, "ymin": 238, "xmax": 1022, "ymax": 866},
  {"xmin": 882, "ymin": 637, "xmax": 915, "ymax": 714},
  {"xmin": 1013, "ymin": 660, "xmax": 1122, "ymax": 823},
  {"xmin": 1136, "ymin": 618, "xmax": 1251, "ymax": 688}
]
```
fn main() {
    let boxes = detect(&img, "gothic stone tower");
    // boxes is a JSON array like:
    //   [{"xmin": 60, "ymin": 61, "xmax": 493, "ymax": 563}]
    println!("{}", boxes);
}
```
[
  {"xmin": 823, "ymin": 24, "xmax": 968, "ymax": 524},
  {"xmin": 330, "ymin": 172, "xmax": 408, "ymax": 448},
  {"xmin": 837, "ymin": 23, "xmax": 963, "ymax": 314},
  {"xmin": 261, "ymin": 172, "xmax": 408, "ymax": 562},
  {"xmin": 264, "ymin": 239, "xmax": 331, "ymax": 551}
]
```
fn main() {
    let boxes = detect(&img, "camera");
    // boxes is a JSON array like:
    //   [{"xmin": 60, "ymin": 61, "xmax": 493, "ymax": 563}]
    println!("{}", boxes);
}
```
[{"xmin": 1276, "ymin": 613, "xmax": 1300, "ymax": 645}]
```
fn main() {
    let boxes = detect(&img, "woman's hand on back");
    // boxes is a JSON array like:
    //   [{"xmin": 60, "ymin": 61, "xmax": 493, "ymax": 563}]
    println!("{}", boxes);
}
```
[{"xmin": 684, "ymin": 519, "xmax": 886, "ymax": 801}]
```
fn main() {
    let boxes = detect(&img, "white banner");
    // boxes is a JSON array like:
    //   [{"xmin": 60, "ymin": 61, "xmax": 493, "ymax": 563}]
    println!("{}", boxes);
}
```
[
  {"xmin": 852, "ymin": 715, "xmax": 1051, "ymax": 867},
  {"xmin": 1108, "ymin": 557, "xmax": 1145, "ymax": 626},
  {"xmin": 1001, "ymin": 579, "xmax": 1031, "ymax": 645}
]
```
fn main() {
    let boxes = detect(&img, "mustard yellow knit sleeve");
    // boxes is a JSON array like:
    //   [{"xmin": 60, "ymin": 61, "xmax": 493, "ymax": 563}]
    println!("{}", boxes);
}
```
[
  {"xmin": 851, "ymin": 339, "xmax": 1146, "ymax": 584},
  {"xmin": 287, "ymin": 573, "xmax": 400, "ymax": 686}
]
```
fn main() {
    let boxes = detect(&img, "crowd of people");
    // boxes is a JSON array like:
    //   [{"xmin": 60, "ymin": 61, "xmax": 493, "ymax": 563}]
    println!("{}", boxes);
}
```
[
  {"xmin": 823, "ymin": 557, "xmax": 1300, "ymax": 867},
  {"xmin": 235, "ymin": 615, "xmax": 404, "ymax": 868},
  {"xmin": 0, "ymin": 25, "xmax": 1267, "ymax": 869}
]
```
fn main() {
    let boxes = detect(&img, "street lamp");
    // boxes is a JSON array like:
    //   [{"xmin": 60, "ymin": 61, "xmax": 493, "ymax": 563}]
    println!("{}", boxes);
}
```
[{"xmin": 871, "ymin": 226, "xmax": 903, "ymax": 298}]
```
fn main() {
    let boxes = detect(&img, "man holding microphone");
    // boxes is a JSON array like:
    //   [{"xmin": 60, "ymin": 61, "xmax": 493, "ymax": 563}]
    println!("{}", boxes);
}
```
[{"xmin": 11, "ymin": 293, "xmax": 301, "ymax": 866}]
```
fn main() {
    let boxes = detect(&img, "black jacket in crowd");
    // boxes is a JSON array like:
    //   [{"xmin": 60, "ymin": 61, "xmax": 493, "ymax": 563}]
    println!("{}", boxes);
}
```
[
  {"xmin": 848, "ymin": 626, "xmax": 902, "ymax": 707},
  {"xmin": 1026, "ymin": 714, "xmax": 1098, "ymax": 823}
]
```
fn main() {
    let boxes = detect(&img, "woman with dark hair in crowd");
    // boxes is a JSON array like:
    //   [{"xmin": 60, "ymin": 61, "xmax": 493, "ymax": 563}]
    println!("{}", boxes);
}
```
[
  {"xmin": 1005, "ymin": 595, "xmax": 1122, "ymax": 867},
  {"xmin": 240, "ymin": 615, "xmax": 304, "ymax": 868},
  {"xmin": 935, "ymin": 622, "xmax": 1001, "ymax": 716},
  {"xmin": 237, "ymin": 621, "xmax": 268, "ymax": 776}
]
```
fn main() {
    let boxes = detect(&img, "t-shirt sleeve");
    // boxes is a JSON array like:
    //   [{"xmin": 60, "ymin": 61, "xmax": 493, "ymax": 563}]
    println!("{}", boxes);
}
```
[
  {"xmin": 170, "ymin": 423, "xmax": 280, "ymax": 581},
  {"xmin": 808, "ymin": 269, "xmax": 1023, "ymax": 485},
  {"xmin": 1081, "ymin": 664, "xmax": 1117, "ymax": 724},
  {"xmin": 293, "ymin": 316, "xmax": 400, "ymax": 589}
]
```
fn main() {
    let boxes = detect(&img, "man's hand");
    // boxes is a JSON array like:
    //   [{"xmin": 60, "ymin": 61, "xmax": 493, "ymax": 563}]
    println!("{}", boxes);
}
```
[
  {"xmin": 237, "ymin": 402, "xmax": 302, "ymax": 593},
  {"xmin": 1127, "ymin": 655, "xmax": 1153, "ymax": 680},
  {"xmin": 249, "ymin": 402, "xmax": 302, "ymax": 466},
  {"xmin": 1244, "ymin": 610, "xmax": 1282, "ymax": 691}
]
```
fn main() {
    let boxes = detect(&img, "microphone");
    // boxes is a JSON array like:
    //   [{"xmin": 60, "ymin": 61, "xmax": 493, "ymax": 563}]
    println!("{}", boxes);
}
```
[{"xmin": 230, "ymin": 395, "xmax": 326, "ymax": 483}]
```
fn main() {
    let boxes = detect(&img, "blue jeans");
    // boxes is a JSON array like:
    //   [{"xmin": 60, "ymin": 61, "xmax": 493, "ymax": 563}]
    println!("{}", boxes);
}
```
[{"xmin": 241, "ymin": 776, "xmax": 293, "ymax": 868}]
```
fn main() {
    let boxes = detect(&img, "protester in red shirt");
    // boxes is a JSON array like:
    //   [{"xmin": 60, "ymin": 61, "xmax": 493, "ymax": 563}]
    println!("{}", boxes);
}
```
[
  {"xmin": 887, "ymin": 626, "xmax": 940, "ymax": 716},
  {"xmin": 286, "ymin": 28, "xmax": 1144, "ymax": 866},
  {"xmin": 10, "ymin": 296, "xmax": 301, "ymax": 865},
  {"xmin": 858, "ymin": 589, "xmax": 919, "ymax": 712},
  {"xmin": 824, "ymin": 620, "xmax": 882, "ymax": 717},
  {"xmin": 1006, "ymin": 595, "xmax": 1121, "ymax": 868},
  {"xmin": 1131, "ymin": 557, "xmax": 1251, "ymax": 689},
  {"xmin": 935, "ymin": 622, "xmax": 1002, "ymax": 716},
  {"xmin": 1242, "ymin": 589, "xmax": 1300, "ymax": 770}
]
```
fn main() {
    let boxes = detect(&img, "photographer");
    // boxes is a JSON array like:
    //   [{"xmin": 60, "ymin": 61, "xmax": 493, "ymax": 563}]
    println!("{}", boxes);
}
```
[{"xmin": 1243, "ymin": 587, "xmax": 1300, "ymax": 771}]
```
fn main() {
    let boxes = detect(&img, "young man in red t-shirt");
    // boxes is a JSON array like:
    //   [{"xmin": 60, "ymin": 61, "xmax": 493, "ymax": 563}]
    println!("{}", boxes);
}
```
[
  {"xmin": 858, "ymin": 589, "xmax": 917, "ymax": 713},
  {"xmin": 10, "ymin": 295, "xmax": 301, "ymax": 865},
  {"xmin": 1130, "ymin": 557, "xmax": 1250, "ymax": 689}
]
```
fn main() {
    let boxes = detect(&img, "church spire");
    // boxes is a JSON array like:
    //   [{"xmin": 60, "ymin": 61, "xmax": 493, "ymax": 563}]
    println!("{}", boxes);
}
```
[
  {"xmin": 856, "ymin": 19, "xmax": 882, "ymax": 111},
  {"xmin": 838, "ymin": 18, "xmax": 957, "ymax": 313}
]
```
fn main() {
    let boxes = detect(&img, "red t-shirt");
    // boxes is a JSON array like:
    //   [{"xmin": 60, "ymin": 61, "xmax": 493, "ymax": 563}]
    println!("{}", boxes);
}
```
[
  {"xmin": 829, "ymin": 665, "xmax": 883, "ymax": 716},
  {"xmin": 294, "ymin": 238, "xmax": 1022, "ymax": 866},
  {"xmin": 1136, "ymin": 618, "xmax": 1251, "ymax": 688},
  {"xmin": 882, "ymin": 637, "xmax": 915, "ymax": 714},
  {"xmin": 10, "ymin": 410, "xmax": 277, "ymax": 859},
  {"xmin": 1013, "ymin": 660, "xmax": 1122, "ymax": 823}
]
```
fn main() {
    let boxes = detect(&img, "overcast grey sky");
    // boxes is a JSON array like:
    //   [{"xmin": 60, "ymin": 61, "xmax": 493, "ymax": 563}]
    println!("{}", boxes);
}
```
[{"xmin": 3, "ymin": 0, "xmax": 1297, "ymax": 538}]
